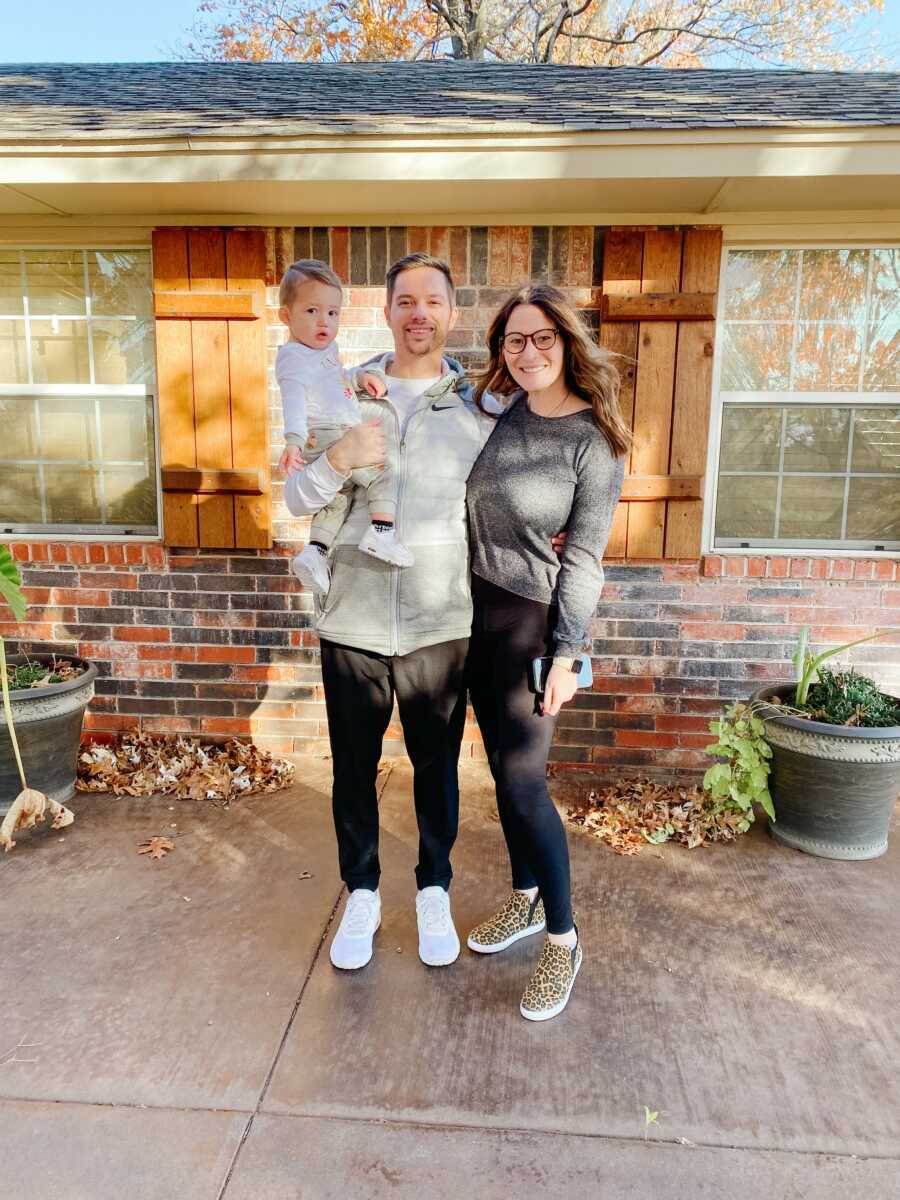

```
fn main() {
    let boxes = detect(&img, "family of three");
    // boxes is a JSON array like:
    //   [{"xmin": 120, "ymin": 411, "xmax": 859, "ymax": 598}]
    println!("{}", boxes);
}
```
[{"xmin": 279, "ymin": 251, "xmax": 628, "ymax": 1021}]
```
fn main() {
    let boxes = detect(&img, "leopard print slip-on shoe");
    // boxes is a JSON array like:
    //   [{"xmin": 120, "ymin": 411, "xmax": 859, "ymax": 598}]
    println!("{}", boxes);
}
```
[
  {"xmin": 519, "ymin": 936, "xmax": 583, "ymax": 1022},
  {"xmin": 466, "ymin": 892, "xmax": 546, "ymax": 954}
]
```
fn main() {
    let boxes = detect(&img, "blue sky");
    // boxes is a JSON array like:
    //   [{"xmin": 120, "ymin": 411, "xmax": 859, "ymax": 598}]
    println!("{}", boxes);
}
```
[{"xmin": 2, "ymin": 0, "xmax": 899, "ymax": 65}]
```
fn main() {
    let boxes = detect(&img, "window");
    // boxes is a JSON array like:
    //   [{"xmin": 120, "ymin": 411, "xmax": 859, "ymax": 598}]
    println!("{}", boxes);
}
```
[
  {"xmin": 710, "ymin": 246, "xmax": 899, "ymax": 552},
  {"xmin": 0, "ymin": 249, "xmax": 158, "ymax": 536}
]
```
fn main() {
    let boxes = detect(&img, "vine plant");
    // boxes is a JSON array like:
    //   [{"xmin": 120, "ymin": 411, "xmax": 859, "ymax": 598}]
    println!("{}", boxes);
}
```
[{"xmin": 703, "ymin": 701, "xmax": 775, "ymax": 831}]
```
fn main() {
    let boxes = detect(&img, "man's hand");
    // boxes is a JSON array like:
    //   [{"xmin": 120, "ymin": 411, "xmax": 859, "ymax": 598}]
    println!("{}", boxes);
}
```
[
  {"xmin": 278, "ymin": 445, "xmax": 304, "ymax": 476},
  {"xmin": 359, "ymin": 370, "xmax": 387, "ymax": 398},
  {"xmin": 551, "ymin": 531, "xmax": 567, "ymax": 558},
  {"xmin": 326, "ymin": 417, "xmax": 387, "ymax": 475},
  {"xmin": 541, "ymin": 663, "xmax": 579, "ymax": 717}
]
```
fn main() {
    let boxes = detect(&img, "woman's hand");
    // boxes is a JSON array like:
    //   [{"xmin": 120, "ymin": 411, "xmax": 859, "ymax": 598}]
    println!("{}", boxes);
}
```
[
  {"xmin": 551, "ymin": 531, "xmax": 567, "ymax": 557},
  {"xmin": 541, "ymin": 663, "xmax": 579, "ymax": 716},
  {"xmin": 278, "ymin": 445, "xmax": 304, "ymax": 476},
  {"xmin": 325, "ymin": 418, "xmax": 387, "ymax": 475}
]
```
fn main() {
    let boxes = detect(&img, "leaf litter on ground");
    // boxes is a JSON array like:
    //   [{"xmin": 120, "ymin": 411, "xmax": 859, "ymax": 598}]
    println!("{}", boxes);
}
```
[
  {"xmin": 77, "ymin": 733, "xmax": 294, "ymax": 805},
  {"xmin": 567, "ymin": 777, "xmax": 751, "ymax": 855},
  {"xmin": 137, "ymin": 836, "xmax": 175, "ymax": 860}
]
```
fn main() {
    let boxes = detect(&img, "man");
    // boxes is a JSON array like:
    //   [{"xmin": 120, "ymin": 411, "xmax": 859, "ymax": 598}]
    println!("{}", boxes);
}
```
[{"xmin": 284, "ymin": 253, "xmax": 489, "ymax": 971}]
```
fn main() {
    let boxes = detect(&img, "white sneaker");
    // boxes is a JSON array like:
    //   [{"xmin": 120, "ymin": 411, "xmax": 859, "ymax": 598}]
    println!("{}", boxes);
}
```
[
  {"xmin": 358, "ymin": 525, "xmax": 415, "ymax": 567},
  {"xmin": 291, "ymin": 545, "xmax": 331, "ymax": 594},
  {"xmin": 416, "ymin": 886, "xmax": 460, "ymax": 967},
  {"xmin": 329, "ymin": 888, "xmax": 381, "ymax": 970}
]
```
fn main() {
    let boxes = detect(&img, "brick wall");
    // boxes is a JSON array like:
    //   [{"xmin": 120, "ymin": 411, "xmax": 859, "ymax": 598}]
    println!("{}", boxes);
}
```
[{"xmin": 4, "ymin": 224, "xmax": 900, "ymax": 779}]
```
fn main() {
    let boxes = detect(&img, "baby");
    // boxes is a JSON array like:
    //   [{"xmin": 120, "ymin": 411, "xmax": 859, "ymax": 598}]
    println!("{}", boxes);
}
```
[{"xmin": 276, "ymin": 259, "xmax": 414, "ymax": 593}]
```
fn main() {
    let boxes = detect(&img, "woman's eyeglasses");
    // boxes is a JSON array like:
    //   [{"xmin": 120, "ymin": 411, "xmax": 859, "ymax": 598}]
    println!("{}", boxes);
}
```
[{"xmin": 500, "ymin": 328, "xmax": 559, "ymax": 354}]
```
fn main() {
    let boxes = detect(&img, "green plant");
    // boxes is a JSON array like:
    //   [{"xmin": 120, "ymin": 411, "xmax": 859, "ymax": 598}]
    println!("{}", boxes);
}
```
[
  {"xmin": 0, "ymin": 544, "xmax": 75, "ymax": 851},
  {"xmin": 803, "ymin": 666, "xmax": 900, "ymax": 728},
  {"xmin": 792, "ymin": 624, "xmax": 886, "ymax": 707},
  {"xmin": 703, "ymin": 701, "xmax": 775, "ymax": 829}
]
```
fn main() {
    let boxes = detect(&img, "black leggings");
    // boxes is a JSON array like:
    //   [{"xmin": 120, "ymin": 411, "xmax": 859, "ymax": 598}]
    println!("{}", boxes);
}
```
[{"xmin": 466, "ymin": 573, "xmax": 573, "ymax": 934}]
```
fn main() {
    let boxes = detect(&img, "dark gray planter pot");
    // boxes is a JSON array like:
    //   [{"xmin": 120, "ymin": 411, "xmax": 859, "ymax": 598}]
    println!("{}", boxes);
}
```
[
  {"xmin": 0, "ymin": 655, "xmax": 96, "ymax": 817},
  {"xmin": 751, "ymin": 683, "xmax": 900, "ymax": 861}
]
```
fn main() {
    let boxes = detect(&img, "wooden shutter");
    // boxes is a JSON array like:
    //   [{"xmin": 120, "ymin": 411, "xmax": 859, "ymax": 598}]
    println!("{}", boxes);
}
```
[
  {"xmin": 152, "ymin": 228, "xmax": 270, "ymax": 549},
  {"xmin": 600, "ymin": 226, "xmax": 722, "ymax": 559}
]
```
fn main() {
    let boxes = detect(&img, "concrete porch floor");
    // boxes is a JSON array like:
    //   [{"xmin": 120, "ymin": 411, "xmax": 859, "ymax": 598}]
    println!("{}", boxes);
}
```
[{"xmin": 2, "ymin": 760, "xmax": 899, "ymax": 1199}]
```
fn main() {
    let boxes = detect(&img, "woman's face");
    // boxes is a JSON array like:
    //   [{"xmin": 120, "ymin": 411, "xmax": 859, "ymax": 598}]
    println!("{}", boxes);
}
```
[{"xmin": 501, "ymin": 304, "xmax": 565, "ymax": 393}]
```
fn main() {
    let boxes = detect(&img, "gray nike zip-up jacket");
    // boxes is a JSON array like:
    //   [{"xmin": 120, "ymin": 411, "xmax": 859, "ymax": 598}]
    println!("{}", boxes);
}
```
[{"xmin": 286, "ymin": 355, "xmax": 490, "ymax": 657}]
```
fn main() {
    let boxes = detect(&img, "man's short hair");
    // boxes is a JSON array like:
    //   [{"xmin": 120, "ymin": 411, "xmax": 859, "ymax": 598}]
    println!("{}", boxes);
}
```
[
  {"xmin": 386, "ymin": 253, "xmax": 455, "ymax": 304},
  {"xmin": 279, "ymin": 259, "xmax": 343, "ymax": 308}
]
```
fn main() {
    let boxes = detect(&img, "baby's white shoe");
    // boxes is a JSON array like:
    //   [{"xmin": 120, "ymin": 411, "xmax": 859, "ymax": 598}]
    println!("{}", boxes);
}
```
[
  {"xmin": 358, "ymin": 525, "xmax": 415, "ymax": 567},
  {"xmin": 291, "ymin": 544, "xmax": 331, "ymax": 593}
]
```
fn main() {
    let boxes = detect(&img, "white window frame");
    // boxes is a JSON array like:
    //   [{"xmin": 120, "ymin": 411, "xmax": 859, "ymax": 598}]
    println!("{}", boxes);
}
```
[
  {"xmin": 703, "ymin": 240, "xmax": 900, "ymax": 558},
  {"xmin": 0, "ymin": 245, "xmax": 162, "ymax": 541}
]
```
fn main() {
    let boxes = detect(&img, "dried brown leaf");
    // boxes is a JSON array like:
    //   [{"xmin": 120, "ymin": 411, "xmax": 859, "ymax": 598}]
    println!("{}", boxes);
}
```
[{"xmin": 137, "ymin": 836, "xmax": 175, "ymax": 860}]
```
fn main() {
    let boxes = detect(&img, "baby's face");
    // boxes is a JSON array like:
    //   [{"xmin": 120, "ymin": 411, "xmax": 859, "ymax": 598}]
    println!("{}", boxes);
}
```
[{"xmin": 280, "ymin": 278, "xmax": 342, "ymax": 350}]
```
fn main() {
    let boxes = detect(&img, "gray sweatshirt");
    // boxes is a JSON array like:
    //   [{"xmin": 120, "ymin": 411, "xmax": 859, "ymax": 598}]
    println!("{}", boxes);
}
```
[{"xmin": 466, "ymin": 395, "xmax": 625, "ymax": 657}]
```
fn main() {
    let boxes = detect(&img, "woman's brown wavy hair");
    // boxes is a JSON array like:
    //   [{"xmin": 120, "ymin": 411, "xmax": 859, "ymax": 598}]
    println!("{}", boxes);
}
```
[{"xmin": 473, "ymin": 284, "xmax": 631, "ymax": 458}]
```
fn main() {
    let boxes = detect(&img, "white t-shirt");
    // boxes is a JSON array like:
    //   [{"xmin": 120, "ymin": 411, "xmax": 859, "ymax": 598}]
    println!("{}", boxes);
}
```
[
  {"xmin": 384, "ymin": 375, "xmax": 442, "ymax": 438},
  {"xmin": 276, "ymin": 339, "xmax": 362, "ymax": 445}
]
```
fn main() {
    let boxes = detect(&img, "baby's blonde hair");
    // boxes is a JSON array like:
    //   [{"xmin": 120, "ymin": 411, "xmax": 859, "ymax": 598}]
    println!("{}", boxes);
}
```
[{"xmin": 279, "ymin": 259, "xmax": 343, "ymax": 308}]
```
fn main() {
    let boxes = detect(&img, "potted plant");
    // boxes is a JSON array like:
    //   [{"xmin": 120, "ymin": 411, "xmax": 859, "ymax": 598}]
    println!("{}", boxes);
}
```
[
  {"xmin": 0, "ymin": 545, "xmax": 95, "ymax": 847},
  {"xmin": 751, "ymin": 627, "xmax": 900, "ymax": 861}
]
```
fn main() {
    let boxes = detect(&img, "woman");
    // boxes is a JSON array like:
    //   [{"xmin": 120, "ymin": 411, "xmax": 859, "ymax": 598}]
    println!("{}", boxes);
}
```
[{"xmin": 465, "ymin": 284, "xmax": 629, "ymax": 1021}]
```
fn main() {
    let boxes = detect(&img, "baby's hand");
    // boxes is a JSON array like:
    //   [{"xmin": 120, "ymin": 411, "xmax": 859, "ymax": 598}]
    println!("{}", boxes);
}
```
[
  {"xmin": 278, "ymin": 445, "xmax": 305, "ymax": 476},
  {"xmin": 359, "ymin": 371, "xmax": 387, "ymax": 399}
]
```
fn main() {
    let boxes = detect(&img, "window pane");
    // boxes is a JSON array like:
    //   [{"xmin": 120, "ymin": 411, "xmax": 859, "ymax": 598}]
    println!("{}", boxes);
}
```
[
  {"xmin": 0, "ymin": 319, "xmax": 28, "ymax": 383},
  {"xmin": 30, "ymin": 319, "xmax": 90, "ymax": 384},
  {"xmin": 38, "ymin": 396, "xmax": 98, "ymax": 461},
  {"xmin": 864, "ymin": 249, "xmax": 900, "ymax": 391},
  {"xmin": 44, "ymin": 466, "xmax": 102, "ymax": 524},
  {"xmin": 798, "ymin": 249, "xmax": 869, "ymax": 323},
  {"xmin": 783, "ymin": 407, "xmax": 850, "ymax": 472},
  {"xmin": 793, "ymin": 323, "xmax": 861, "ymax": 392},
  {"xmin": 88, "ymin": 251, "xmax": 152, "ymax": 317},
  {"xmin": 104, "ymin": 465, "xmax": 157, "ymax": 525},
  {"xmin": 0, "ymin": 395, "xmax": 39, "ymax": 460},
  {"xmin": 715, "ymin": 475, "xmax": 777, "ymax": 540},
  {"xmin": 93, "ymin": 318, "xmax": 155, "ymax": 385},
  {"xmin": 100, "ymin": 397, "xmax": 152, "ymax": 461},
  {"xmin": 720, "ymin": 405, "xmax": 781, "ymax": 471},
  {"xmin": 0, "ymin": 465, "xmax": 42, "ymax": 522},
  {"xmin": 724, "ymin": 250, "xmax": 798, "ymax": 321},
  {"xmin": 852, "ymin": 408, "xmax": 900, "ymax": 473},
  {"xmin": 847, "ymin": 478, "xmax": 900, "ymax": 541},
  {"xmin": 25, "ymin": 250, "xmax": 86, "ymax": 317},
  {"xmin": 779, "ymin": 476, "xmax": 845, "ymax": 540},
  {"xmin": 0, "ymin": 252, "xmax": 23, "ymax": 316},
  {"xmin": 721, "ymin": 323, "xmax": 792, "ymax": 391}
]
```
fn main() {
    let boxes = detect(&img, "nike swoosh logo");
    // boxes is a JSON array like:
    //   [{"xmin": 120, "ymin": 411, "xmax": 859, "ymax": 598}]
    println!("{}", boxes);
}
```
[{"xmin": 431, "ymin": 403, "xmax": 456, "ymax": 411}]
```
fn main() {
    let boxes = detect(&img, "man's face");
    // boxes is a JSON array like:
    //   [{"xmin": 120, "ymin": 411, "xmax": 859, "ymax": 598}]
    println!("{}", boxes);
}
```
[{"xmin": 384, "ymin": 266, "xmax": 458, "ymax": 357}]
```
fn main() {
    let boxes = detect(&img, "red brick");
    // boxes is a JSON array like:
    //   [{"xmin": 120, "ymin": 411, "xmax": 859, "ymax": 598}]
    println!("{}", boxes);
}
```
[
  {"xmin": 83, "ymin": 713, "xmax": 140, "ymax": 732},
  {"xmin": 874, "ymin": 560, "xmax": 896, "ymax": 581},
  {"xmin": 80, "ymin": 571, "xmax": 138, "ymax": 589},
  {"xmin": 142, "ymin": 716, "xmax": 198, "ymax": 734},
  {"xmin": 429, "ymin": 226, "xmax": 450, "ymax": 260},
  {"xmin": 21, "ymin": 587, "xmax": 51, "ymax": 605},
  {"xmin": 200, "ymin": 717, "xmax": 253, "ymax": 735},
  {"xmin": 661, "ymin": 562, "xmax": 699, "ymax": 582},
  {"xmin": 331, "ymin": 227, "xmax": 349, "ymax": 279},
  {"xmin": 680, "ymin": 622, "xmax": 747, "ymax": 640},
  {"xmin": 746, "ymin": 557, "xmax": 766, "ymax": 578},
  {"xmin": 614, "ymin": 694, "xmax": 670, "ymax": 714},
  {"xmin": 676, "ymin": 732, "xmax": 717, "ymax": 749},
  {"xmin": 591, "ymin": 675, "xmax": 654, "ymax": 695},
  {"xmin": 0, "ymin": 621, "xmax": 55, "ymax": 638},
  {"xmin": 701, "ymin": 556, "xmax": 723, "ymax": 578},
  {"xmin": 788, "ymin": 557, "xmax": 810, "ymax": 577},
  {"xmin": 145, "ymin": 545, "xmax": 166, "ymax": 568},
  {"xmin": 88, "ymin": 544, "xmax": 107, "ymax": 564},
  {"xmin": 125, "ymin": 544, "xmax": 145, "ymax": 564},
  {"xmin": 407, "ymin": 227, "xmax": 429, "ymax": 253},
  {"xmin": 106, "ymin": 544, "xmax": 125, "ymax": 565},
  {"xmin": 79, "ymin": 641, "xmax": 137, "ymax": 661},
  {"xmin": 52, "ymin": 588, "xmax": 110, "ymax": 606},
  {"xmin": 489, "ymin": 227, "xmax": 510, "ymax": 285},
  {"xmin": 808, "ymin": 558, "xmax": 829, "ymax": 579},
  {"xmin": 882, "ymin": 590, "xmax": 900, "ymax": 607},
  {"xmin": 570, "ymin": 226, "xmax": 593, "ymax": 286},
  {"xmin": 766, "ymin": 557, "xmax": 790, "ymax": 578},
  {"xmin": 614, "ymin": 731, "xmax": 679, "ymax": 748},
  {"xmin": 854, "ymin": 559, "xmax": 875, "ymax": 580},
  {"xmin": 48, "ymin": 543, "xmax": 69, "ymax": 563},
  {"xmin": 113, "ymin": 661, "xmax": 173, "ymax": 679},
  {"xmin": 510, "ymin": 226, "xmax": 530, "ymax": 282},
  {"xmin": 233, "ymin": 664, "xmax": 291, "ymax": 682},
  {"xmin": 114, "ymin": 626, "xmax": 171, "ymax": 643},
  {"xmin": 196, "ymin": 646, "xmax": 256, "ymax": 664},
  {"xmin": 829, "ymin": 559, "xmax": 853, "ymax": 579},
  {"xmin": 29, "ymin": 543, "xmax": 49, "ymax": 562},
  {"xmin": 725, "ymin": 556, "xmax": 746, "ymax": 577},
  {"xmin": 139, "ymin": 645, "xmax": 196, "ymax": 661},
  {"xmin": 657, "ymin": 715, "xmax": 712, "ymax": 733}
]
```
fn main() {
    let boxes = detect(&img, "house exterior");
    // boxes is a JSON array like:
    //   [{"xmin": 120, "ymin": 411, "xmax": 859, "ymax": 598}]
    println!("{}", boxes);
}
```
[{"xmin": 0, "ymin": 61, "xmax": 898, "ymax": 777}]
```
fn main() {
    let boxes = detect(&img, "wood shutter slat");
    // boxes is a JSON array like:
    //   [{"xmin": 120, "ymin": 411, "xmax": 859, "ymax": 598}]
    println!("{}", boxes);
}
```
[
  {"xmin": 152, "ymin": 229, "xmax": 199, "ymax": 547},
  {"xmin": 628, "ymin": 230, "xmax": 682, "ymax": 558},
  {"xmin": 226, "ymin": 230, "xmax": 270, "ymax": 549},
  {"xmin": 666, "ymin": 228, "xmax": 723, "ymax": 558},
  {"xmin": 599, "ymin": 231, "xmax": 643, "ymax": 559}
]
